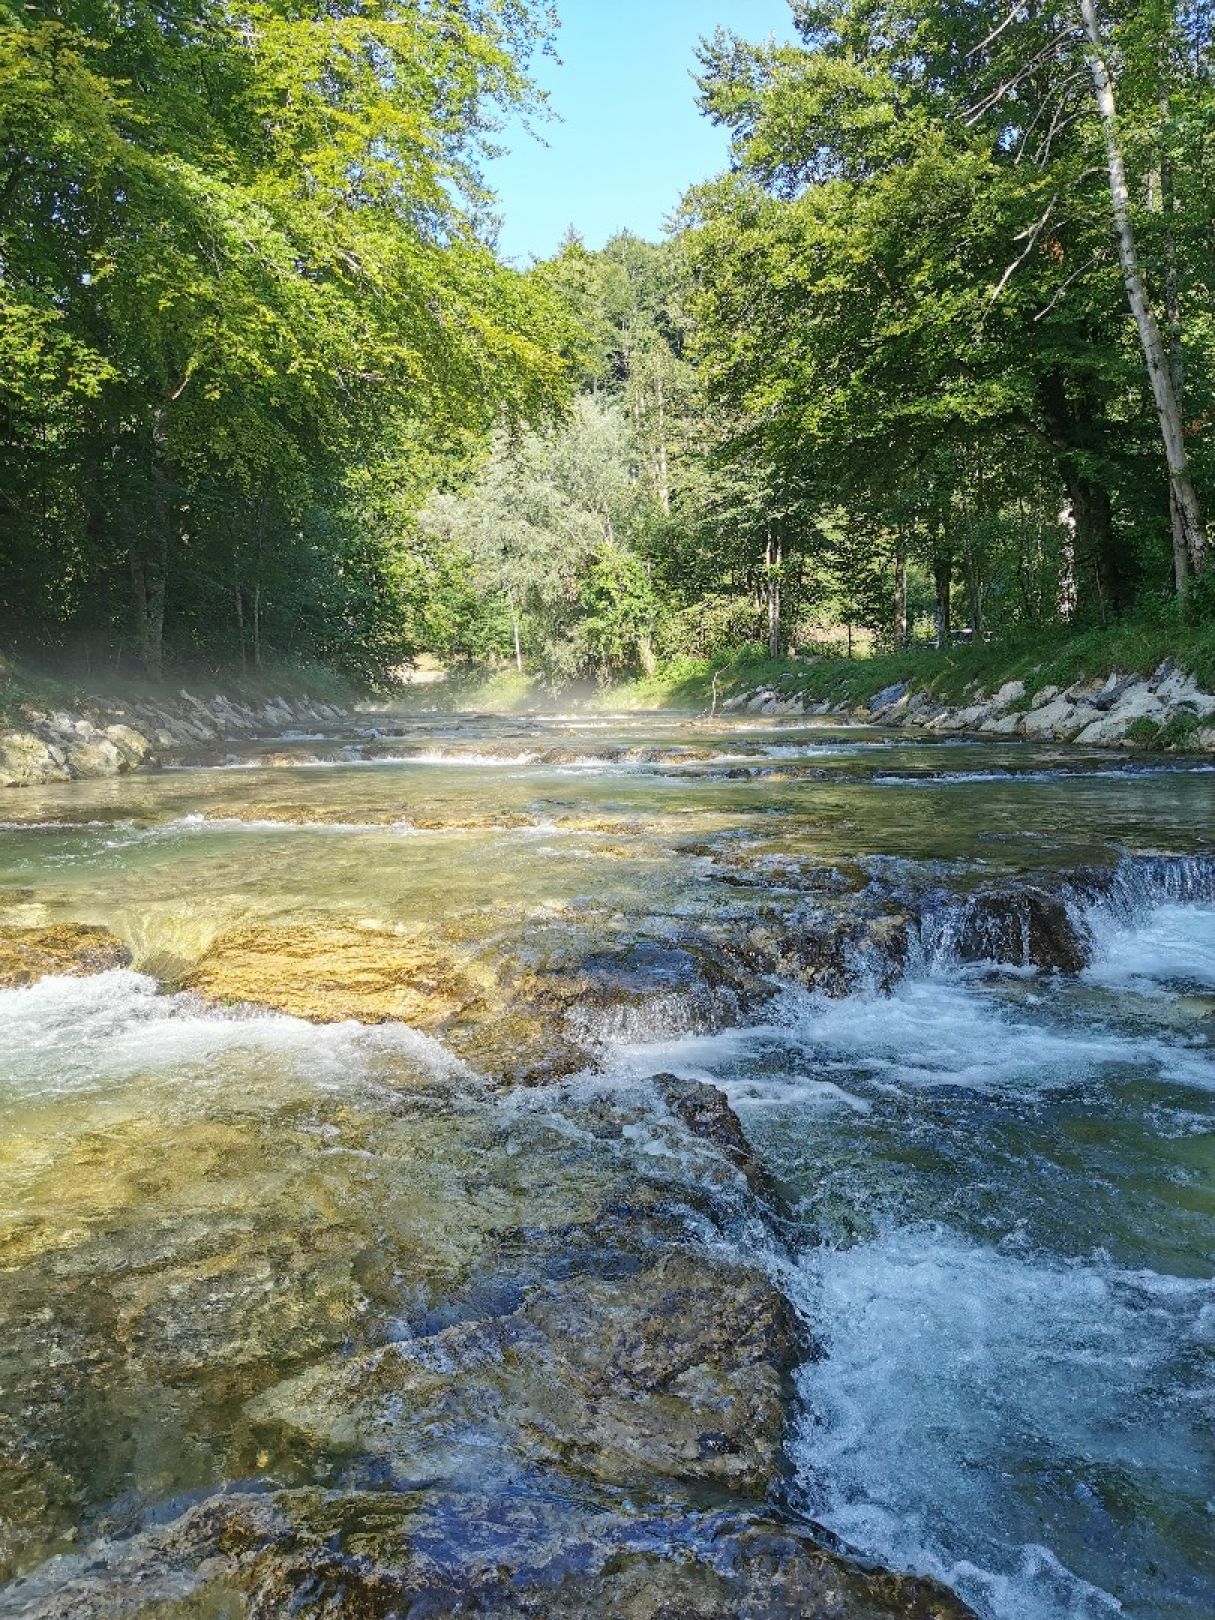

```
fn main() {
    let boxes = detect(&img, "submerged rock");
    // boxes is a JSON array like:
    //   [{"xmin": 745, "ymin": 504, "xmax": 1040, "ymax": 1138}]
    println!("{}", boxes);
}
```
[
  {"xmin": 0, "ymin": 925, "xmax": 131, "ymax": 988},
  {"xmin": 248, "ymin": 1248, "xmax": 795, "ymax": 1495},
  {"xmin": 2, "ymin": 1485, "xmax": 978, "ymax": 1618}
]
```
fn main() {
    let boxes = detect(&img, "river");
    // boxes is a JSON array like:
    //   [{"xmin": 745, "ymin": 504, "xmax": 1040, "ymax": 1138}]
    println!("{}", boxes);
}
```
[{"xmin": 0, "ymin": 709, "xmax": 1211, "ymax": 1618}]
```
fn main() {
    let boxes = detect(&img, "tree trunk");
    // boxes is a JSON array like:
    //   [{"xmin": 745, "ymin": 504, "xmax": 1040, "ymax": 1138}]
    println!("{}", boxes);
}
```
[
  {"xmin": 765, "ymin": 528, "xmax": 781, "ymax": 659},
  {"xmin": 1062, "ymin": 467, "xmax": 1117, "ymax": 620},
  {"xmin": 934, "ymin": 550, "xmax": 953, "ymax": 649},
  {"xmin": 1159, "ymin": 81, "xmax": 1190, "ymax": 596},
  {"xmin": 131, "ymin": 539, "xmax": 166, "ymax": 679},
  {"xmin": 1034, "ymin": 374, "xmax": 1131, "ymax": 614},
  {"xmin": 251, "ymin": 498, "xmax": 265, "ymax": 672},
  {"xmin": 894, "ymin": 529, "xmax": 909, "ymax": 649},
  {"xmin": 512, "ymin": 613, "xmax": 523, "ymax": 673},
  {"xmin": 1078, "ymin": 0, "xmax": 1206, "ymax": 580},
  {"xmin": 137, "ymin": 403, "xmax": 173, "ymax": 680},
  {"xmin": 655, "ymin": 370, "xmax": 671, "ymax": 515},
  {"xmin": 234, "ymin": 575, "xmax": 247, "ymax": 675}
]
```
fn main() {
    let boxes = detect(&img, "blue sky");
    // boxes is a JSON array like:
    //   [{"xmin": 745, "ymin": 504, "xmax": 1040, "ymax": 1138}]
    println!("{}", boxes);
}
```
[{"xmin": 487, "ymin": 0, "xmax": 796, "ymax": 264}]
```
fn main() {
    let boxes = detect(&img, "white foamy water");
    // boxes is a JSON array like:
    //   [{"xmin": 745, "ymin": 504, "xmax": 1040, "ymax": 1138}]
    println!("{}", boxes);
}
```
[
  {"xmin": 1086, "ymin": 901, "xmax": 1215, "ymax": 992},
  {"xmin": 606, "ymin": 972, "xmax": 1215, "ymax": 1101},
  {"xmin": 791, "ymin": 1227, "xmax": 1215, "ymax": 1620},
  {"xmin": 0, "ymin": 970, "xmax": 465, "ymax": 1100}
]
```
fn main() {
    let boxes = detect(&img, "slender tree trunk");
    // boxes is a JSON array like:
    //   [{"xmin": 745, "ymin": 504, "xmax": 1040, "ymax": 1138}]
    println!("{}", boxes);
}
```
[
  {"xmin": 1078, "ymin": 0, "xmax": 1205, "ymax": 580},
  {"xmin": 512, "ymin": 613, "xmax": 523, "ymax": 673},
  {"xmin": 894, "ymin": 528, "xmax": 909, "ymax": 649},
  {"xmin": 655, "ymin": 370, "xmax": 670, "ymax": 515},
  {"xmin": 934, "ymin": 549, "xmax": 953, "ymax": 649},
  {"xmin": 1159, "ymin": 82, "xmax": 1190, "ymax": 595},
  {"xmin": 131, "ymin": 538, "xmax": 166, "ymax": 679},
  {"xmin": 234, "ymin": 573, "xmax": 247, "ymax": 675},
  {"xmin": 251, "ymin": 495, "xmax": 266, "ymax": 672},
  {"xmin": 765, "ymin": 528, "xmax": 781, "ymax": 658},
  {"xmin": 136, "ymin": 403, "xmax": 174, "ymax": 680}
]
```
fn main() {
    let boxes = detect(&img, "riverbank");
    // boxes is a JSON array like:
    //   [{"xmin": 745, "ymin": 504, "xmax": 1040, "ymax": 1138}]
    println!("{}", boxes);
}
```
[
  {"xmin": 615, "ymin": 615, "xmax": 1215, "ymax": 751},
  {"xmin": 718, "ymin": 656, "xmax": 1215, "ymax": 749},
  {"xmin": 0, "ymin": 677, "xmax": 359, "ymax": 787}
]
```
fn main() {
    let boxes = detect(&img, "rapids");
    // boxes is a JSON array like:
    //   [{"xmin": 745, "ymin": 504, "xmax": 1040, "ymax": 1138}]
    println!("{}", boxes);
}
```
[{"xmin": 0, "ymin": 708, "xmax": 1211, "ymax": 1618}]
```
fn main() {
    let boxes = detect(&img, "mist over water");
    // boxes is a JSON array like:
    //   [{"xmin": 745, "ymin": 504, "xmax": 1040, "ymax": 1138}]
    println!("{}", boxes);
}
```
[{"xmin": 0, "ymin": 708, "xmax": 1212, "ymax": 1617}]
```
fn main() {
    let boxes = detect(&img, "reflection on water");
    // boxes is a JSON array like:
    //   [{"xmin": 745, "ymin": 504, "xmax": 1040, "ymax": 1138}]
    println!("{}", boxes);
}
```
[{"xmin": 0, "ymin": 709, "xmax": 1212, "ymax": 1618}]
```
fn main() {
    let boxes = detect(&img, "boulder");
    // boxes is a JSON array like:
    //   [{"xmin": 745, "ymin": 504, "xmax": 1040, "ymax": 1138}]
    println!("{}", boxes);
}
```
[
  {"xmin": 652, "ymin": 1073, "xmax": 782, "ymax": 1205},
  {"xmin": 868, "ymin": 680, "xmax": 908, "ymax": 714},
  {"xmin": 102, "ymin": 724, "xmax": 157, "ymax": 769},
  {"xmin": 734, "ymin": 909, "xmax": 910, "ymax": 998},
  {"xmin": 948, "ymin": 888, "xmax": 1089, "ymax": 973},
  {"xmin": 0, "ymin": 731, "xmax": 70, "ymax": 787},
  {"xmin": 63, "ymin": 736, "xmax": 124, "ymax": 777},
  {"xmin": 1072, "ymin": 680, "xmax": 1165, "ymax": 745},
  {"xmin": 1020, "ymin": 696, "xmax": 1079, "ymax": 739}
]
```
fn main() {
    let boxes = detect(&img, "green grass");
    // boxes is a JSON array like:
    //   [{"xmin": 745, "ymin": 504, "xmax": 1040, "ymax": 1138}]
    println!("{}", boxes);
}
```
[{"xmin": 606, "ymin": 610, "xmax": 1215, "ymax": 716}]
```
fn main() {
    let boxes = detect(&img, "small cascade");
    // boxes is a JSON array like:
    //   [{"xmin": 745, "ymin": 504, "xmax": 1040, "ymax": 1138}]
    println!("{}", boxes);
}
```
[{"xmin": 878, "ymin": 852, "xmax": 1215, "ymax": 983}]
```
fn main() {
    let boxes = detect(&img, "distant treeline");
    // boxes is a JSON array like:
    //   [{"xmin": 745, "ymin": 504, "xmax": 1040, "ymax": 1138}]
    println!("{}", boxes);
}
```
[{"xmin": 3, "ymin": 1, "xmax": 1213, "ymax": 684}]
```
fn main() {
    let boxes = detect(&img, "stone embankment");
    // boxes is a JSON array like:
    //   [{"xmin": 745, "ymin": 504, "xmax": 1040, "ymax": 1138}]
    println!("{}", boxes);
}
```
[
  {"xmin": 0, "ymin": 689, "xmax": 352, "ymax": 787},
  {"xmin": 724, "ymin": 659, "xmax": 1215, "ymax": 749}
]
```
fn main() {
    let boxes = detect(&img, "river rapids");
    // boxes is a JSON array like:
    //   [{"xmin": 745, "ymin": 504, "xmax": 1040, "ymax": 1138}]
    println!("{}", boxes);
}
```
[{"xmin": 0, "ymin": 710, "xmax": 1211, "ymax": 1619}]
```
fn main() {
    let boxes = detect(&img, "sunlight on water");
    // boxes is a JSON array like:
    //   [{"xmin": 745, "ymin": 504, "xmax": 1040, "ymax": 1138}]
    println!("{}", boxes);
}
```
[{"xmin": 0, "ymin": 709, "xmax": 1212, "ymax": 1617}]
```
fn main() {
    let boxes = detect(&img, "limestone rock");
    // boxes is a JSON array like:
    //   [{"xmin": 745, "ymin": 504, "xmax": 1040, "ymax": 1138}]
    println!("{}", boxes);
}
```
[
  {"xmin": 63, "ymin": 736, "xmax": 123, "ymax": 777},
  {"xmin": 182, "ymin": 923, "xmax": 481, "ymax": 1029},
  {"xmin": 0, "ymin": 925, "xmax": 131, "ymax": 988},
  {"xmin": 1020, "ymin": 696, "xmax": 1079, "ymax": 739},
  {"xmin": 652, "ymin": 1073, "xmax": 782, "ymax": 1205},
  {"xmin": 102, "ymin": 724, "xmax": 158, "ymax": 769},
  {"xmin": 948, "ymin": 888, "xmax": 1090, "ymax": 974},
  {"xmin": 0, "ymin": 731, "xmax": 70, "ymax": 787}
]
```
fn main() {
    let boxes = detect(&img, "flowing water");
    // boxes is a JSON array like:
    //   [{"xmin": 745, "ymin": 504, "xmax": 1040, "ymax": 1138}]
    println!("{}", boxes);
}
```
[{"xmin": 0, "ymin": 710, "xmax": 1212, "ymax": 1617}]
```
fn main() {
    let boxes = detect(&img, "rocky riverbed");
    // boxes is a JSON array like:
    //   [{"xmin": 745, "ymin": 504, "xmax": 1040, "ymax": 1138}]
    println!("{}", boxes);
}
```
[{"xmin": 0, "ymin": 708, "xmax": 1211, "ymax": 1619}]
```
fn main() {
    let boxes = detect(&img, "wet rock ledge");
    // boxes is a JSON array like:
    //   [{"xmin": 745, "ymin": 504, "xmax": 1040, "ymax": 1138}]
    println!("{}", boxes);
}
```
[{"xmin": 0, "ymin": 689, "xmax": 353, "ymax": 786}]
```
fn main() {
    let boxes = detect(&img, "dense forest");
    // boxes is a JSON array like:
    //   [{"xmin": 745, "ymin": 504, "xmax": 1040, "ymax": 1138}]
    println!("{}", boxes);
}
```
[{"xmin": 2, "ymin": 0, "xmax": 1212, "ymax": 684}]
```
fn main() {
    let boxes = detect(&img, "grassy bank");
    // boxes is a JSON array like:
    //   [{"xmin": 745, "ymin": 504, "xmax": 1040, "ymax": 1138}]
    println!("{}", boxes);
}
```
[{"xmin": 603, "ymin": 611, "xmax": 1215, "ymax": 714}]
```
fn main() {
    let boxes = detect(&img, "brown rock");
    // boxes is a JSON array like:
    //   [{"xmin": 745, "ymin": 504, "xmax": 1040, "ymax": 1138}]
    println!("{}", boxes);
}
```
[
  {"xmin": 0, "ymin": 925, "xmax": 131, "ymax": 989},
  {"xmin": 247, "ymin": 1250, "xmax": 796, "ymax": 1495},
  {"xmin": 3, "ymin": 1486, "xmax": 978, "ymax": 1619},
  {"xmin": 181, "ymin": 924, "xmax": 483, "ymax": 1028}
]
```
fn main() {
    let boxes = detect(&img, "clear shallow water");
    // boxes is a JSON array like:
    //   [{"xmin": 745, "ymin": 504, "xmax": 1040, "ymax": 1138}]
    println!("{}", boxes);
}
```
[{"xmin": 0, "ymin": 709, "xmax": 1212, "ymax": 1617}]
